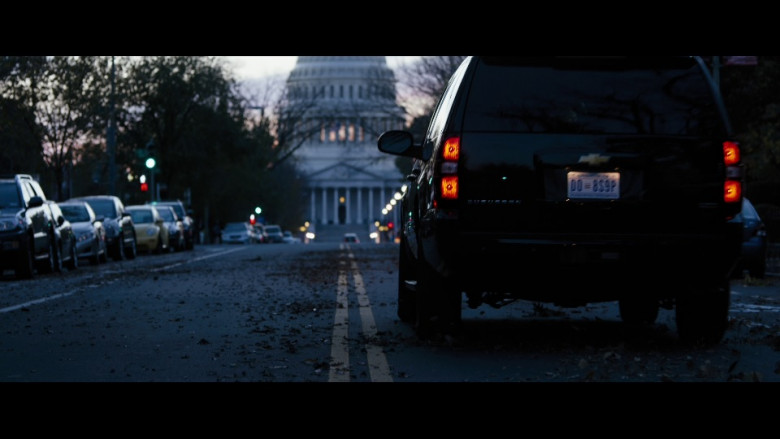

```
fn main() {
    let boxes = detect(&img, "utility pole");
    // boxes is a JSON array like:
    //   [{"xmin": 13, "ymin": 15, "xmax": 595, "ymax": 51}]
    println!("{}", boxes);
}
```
[{"xmin": 107, "ymin": 56, "xmax": 117, "ymax": 195}]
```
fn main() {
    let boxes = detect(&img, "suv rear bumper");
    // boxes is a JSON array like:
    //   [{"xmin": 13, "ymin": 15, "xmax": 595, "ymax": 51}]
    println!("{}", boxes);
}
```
[{"xmin": 425, "ymin": 224, "xmax": 742, "ymax": 303}]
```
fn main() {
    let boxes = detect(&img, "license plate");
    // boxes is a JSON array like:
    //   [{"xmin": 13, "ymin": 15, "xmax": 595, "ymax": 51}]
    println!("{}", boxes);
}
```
[{"xmin": 567, "ymin": 172, "xmax": 620, "ymax": 199}]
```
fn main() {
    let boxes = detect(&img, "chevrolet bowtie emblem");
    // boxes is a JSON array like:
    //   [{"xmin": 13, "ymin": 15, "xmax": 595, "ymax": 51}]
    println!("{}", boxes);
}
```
[{"xmin": 578, "ymin": 153, "xmax": 610, "ymax": 166}]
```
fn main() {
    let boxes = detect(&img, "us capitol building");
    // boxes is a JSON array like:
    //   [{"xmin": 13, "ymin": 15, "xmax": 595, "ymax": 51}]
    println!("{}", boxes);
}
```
[{"xmin": 283, "ymin": 56, "xmax": 407, "ymax": 233}]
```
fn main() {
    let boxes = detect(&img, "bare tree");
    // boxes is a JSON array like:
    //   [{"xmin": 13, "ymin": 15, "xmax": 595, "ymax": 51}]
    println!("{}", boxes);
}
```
[{"xmin": 395, "ymin": 56, "xmax": 467, "ymax": 118}]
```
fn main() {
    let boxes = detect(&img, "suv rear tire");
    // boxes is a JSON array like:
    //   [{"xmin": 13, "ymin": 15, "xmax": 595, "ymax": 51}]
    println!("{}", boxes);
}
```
[
  {"xmin": 619, "ymin": 295, "xmax": 660, "ymax": 326},
  {"xmin": 675, "ymin": 281, "xmax": 730, "ymax": 345},
  {"xmin": 415, "ymin": 259, "xmax": 462, "ymax": 338},
  {"xmin": 397, "ymin": 234, "xmax": 416, "ymax": 323}
]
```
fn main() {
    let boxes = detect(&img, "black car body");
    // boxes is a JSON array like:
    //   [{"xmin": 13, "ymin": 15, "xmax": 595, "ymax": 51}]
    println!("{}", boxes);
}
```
[
  {"xmin": 378, "ymin": 56, "xmax": 744, "ymax": 344},
  {"xmin": 44, "ymin": 200, "xmax": 78, "ymax": 271},
  {"xmin": 0, "ymin": 174, "xmax": 57, "ymax": 278},
  {"xmin": 69, "ymin": 195, "xmax": 137, "ymax": 261},
  {"xmin": 150, "ymin": 200, "xmax": 195, "ymax": 250},
  {"xmin": 59, "ymin": 200, "xmax": 107, "ymax": 265}
]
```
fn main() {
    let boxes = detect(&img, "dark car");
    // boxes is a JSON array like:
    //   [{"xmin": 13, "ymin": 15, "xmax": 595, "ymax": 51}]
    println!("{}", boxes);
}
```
[
  {"xmin": 69, "ymin": 195, "xmax": 137, "ymax": 261},
  {"xmin": 263, "ymin": 224, "xmax": 284, "ymax": 243},
  {"xmin": 377, "ymin": 56, "xmax": 744, "ymax": 344},
  {"xmin": 0, "ymin": 174, "xmax": 57, "ymax": 278},
  {"xmin": 150, "ymin": 200, "xmax": 195, "ymax": 250},
  {"xmin": 44, "ymin": 200, "xmax": 78, "ymax": 272},
  {"xmin": 59, "ymin": 200, "xmax": 107, "ymax": 265},
  {"xmin": 731, "ymin": 197, "xmax": 768, "ymax": 278}
]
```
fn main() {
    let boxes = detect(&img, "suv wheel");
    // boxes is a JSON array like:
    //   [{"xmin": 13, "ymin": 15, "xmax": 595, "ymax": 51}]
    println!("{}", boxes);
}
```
[
  {"xmin": 397, "ymin": 235, "xmax": 416, "ymax": 323},
  {"xmin": 415, "ymin": 260, "xmax": 462, "ymax": 338},
  {"xmin": 675, "ymin": 281, "xmax": 730, "ymax": 345},
  {"xmin": 66, "ymin": 244, "xmax": 78, "ymax": 270},
  {"xmin": 52, "ymin": 240, "xmax": 63, "ymax": 273},
  {"xmin": 15, "ymin": 239, "xmax": 35, "ymax": 279},
  {"xmin": 619, "ymin": 295, "xmax": 660, "ymax": 326},
  {"xmin": 37, "ymin": 239, "xmax": 56, "ymax": 274},
  {"xmin": 126, "ymin": 234, "xmax": 137, "ymax": 259}
]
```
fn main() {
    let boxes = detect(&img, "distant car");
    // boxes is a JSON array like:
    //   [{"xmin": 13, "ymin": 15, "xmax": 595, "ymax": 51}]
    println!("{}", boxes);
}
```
[
  {"xmin": 44, "ymin": 200, "xmax": 79, "ymax": 271},
  {"xmin": 222, "ymin": 222, "xmax": 256, "ymax": 244},
  {"xmin": 155, "ymin": 205, "xmax": 185, "ymax": 251},
  {"xmin": 59, "ymin": 200, "xmax": 107, "ymax": 265},
  {"xmin": 150, "ymin": 200, "xmax": 195, "ymax": 250},
  {"xmin": 69, "ymin": 195, "xmax": 137, "ymax": 261},
  {"xmin": 731, "ymin": 197, "xmax": 768, "ymax": 278},
  {"xmin": 282, "ymin": 230, "xmax": 300, "ymax": 244},
  {"xmin": 253, "ymin": 224, "xmax": 266, "ymax": 244},
  {"xmin": 343, "ymin": 233, "xmax": 360, "ymax": 243},
  {"xmin": 263, "ymin": 224, "xmax": 284, "ymax": 243},
  {"xmin": 126, "ymin": 205, "xmax": 170, "ymax": 254}
]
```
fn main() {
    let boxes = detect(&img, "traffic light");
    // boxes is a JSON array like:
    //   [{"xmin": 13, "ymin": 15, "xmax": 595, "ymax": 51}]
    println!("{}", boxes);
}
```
[
  {"xmin": 387, "ymin": 222, "xmax": 394, "ymax": 230},
  {"xmin": 140, "ymin": 182, "xmax": 149, "ymax": 192}
]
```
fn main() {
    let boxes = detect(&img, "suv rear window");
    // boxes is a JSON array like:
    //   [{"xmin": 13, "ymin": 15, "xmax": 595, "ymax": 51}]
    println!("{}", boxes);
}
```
[{"xmin": 465, "ymin": 57, "xmax": 723, "ymax": 136}]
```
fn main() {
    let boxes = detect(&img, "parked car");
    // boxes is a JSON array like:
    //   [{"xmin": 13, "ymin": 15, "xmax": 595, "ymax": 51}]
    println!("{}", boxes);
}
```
[
  {"xmin": 69, "ymin": 195, "xmax": 137, "ymax": 260},
  {"xmin": 343, "ymin": 233, "xmax": 360, "ymax": 243},
  {"xmin": 0, "ymin": 174, "xmax": 57, "ymax": 278},
  {"xmin": 44, "ymin": 200, "xmax": 78, "ymax": 271},
  {"xmin": 283, "ymin": 230, "xmax": 301, "ymax": 244},
  {"xmin": 253, "ymin": 223, "xmax": 266, "ymax": 244},
  {"xmin": 150, "ymin": 200, "xmax": 195, "ymax": 250},
  {"xmin": 126, "ymin": 205, "xmax": 169, "ymax": 254},
  {"xmin": 155, "ymin": 205, "xmax": 185, "ymax": 251},
  {"xmin": 221, "ymin": 222, "xmax": 256, "ymax": 244},
  {"xmin": 377, "ymin": 56, "xmax": 744, "ymax": 344},
  {"xmin": 731, "ymin": 197, "xmax": 768, "ymax": 278},
  {"xmin": 59, "ymin": 200, "xmax": 107, "ymax": 265},
  {"xmin": 263, "ymin": 224, "xmax": 284, "ymax": 243}
]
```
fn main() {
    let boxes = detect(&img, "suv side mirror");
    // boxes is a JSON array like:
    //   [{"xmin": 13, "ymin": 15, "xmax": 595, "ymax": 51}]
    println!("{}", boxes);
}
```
[
  {"xmin": 378, "ymin": 131, "xmax": 422, "ymax": 159},
  {"xmin": 28, "ymin": 196, "xmax": 44, "ymax": 208}
]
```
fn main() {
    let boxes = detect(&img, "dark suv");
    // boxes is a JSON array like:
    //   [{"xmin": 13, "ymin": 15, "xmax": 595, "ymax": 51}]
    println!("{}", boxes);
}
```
[
  {"xmin": 0, "ymin": 174, "xmax": 57, "ymax": 278},
  {"xmin": 378, "ymin": 56, "xmax": 744, "ymax": 344},
  {"xmin": 69, "ymin": 195, "xmax": 137, "ymax": 261}
]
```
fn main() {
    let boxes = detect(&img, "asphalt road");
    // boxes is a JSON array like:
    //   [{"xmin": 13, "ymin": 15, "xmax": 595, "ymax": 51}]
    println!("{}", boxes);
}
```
[{"xmin": 0, "ymin": 242, "xmax": 778, "ymax": 383}]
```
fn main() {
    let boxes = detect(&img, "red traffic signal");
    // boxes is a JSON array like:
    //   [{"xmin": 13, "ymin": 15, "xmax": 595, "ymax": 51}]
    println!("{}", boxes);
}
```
[
  {"xmin": 140, "ymin": 182, "xmax": 149, "ymax": 192},
  {"xmin": 387, "ymin": 222, "xmax": 394, "ymax": 230}
]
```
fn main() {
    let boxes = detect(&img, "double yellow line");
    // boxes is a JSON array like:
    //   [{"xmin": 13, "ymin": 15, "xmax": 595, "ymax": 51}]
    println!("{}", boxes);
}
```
[{"xmin": 329, "ymin": 244, "xmax": 393, "ymax": 382}]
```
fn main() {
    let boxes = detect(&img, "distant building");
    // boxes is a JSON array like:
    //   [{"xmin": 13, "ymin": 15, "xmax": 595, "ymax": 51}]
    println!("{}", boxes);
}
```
[{"xmin": 284, "ymin": 56, "xmax": 406, "ymax": 230}]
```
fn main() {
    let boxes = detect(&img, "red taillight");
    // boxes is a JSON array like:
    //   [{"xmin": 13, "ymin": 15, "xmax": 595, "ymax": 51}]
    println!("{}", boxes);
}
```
[
  {"xmin": 437, "ymin": 136, "xmax": 460, "ymax": 201},
  {"xmin": 723, "ymin": 141, "xmax": 740, "ymax": 166},
  {"xmin": 441, "ymin": 176, "xmax": 458, "ymax": 199},
  {"xmin": 723, "ymin": 141, "xmax": 742, "ymax": 206},
  {"xmin": 724, "ymin": 180, "xmax": 741, "ymax": 203},
  {"xmin": 443, "ymin": 137, "xmax": 460, "ymax": 161}
]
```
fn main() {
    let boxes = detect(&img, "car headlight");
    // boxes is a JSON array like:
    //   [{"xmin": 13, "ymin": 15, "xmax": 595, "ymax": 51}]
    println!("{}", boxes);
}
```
[{"xmin": 0, "ymin": 217, "xmax": 24, "ymax": 232}]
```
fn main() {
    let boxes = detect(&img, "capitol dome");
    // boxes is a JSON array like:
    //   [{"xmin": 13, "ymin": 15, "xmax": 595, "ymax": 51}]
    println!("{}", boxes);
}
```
[{"xmin": 283, "ymin": 56, "xmax": 407, "ymax": 236}]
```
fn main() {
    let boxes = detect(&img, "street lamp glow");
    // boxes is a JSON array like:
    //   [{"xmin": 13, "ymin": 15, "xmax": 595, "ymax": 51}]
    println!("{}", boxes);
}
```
[
  {"xmin": 255, "ymin": 206, "xmax": 262, "ymax": 214},
  {"xmin": 145, "ymin": 158, "xmax": 156, "ymax": 169}
]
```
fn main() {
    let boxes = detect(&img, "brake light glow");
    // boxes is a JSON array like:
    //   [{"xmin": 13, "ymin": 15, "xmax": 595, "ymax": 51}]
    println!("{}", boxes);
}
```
[
  {"xmin": 441, "ymin": 176, "xmax": 458, "ymax": 199},
  {"xmin": 723, "ymin": 141, "xmax": 740, "ymax": 166},
  {"xmin": 724, "ymin": 180, "xmax": 741, "ymax": 203},
  {"xmin": 443, "ymin": 137, "xmax": 460, "ymax": 161},
  {"xmin": 723, "ymin": 140, "xmax": 742, "ymax": 206}
]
